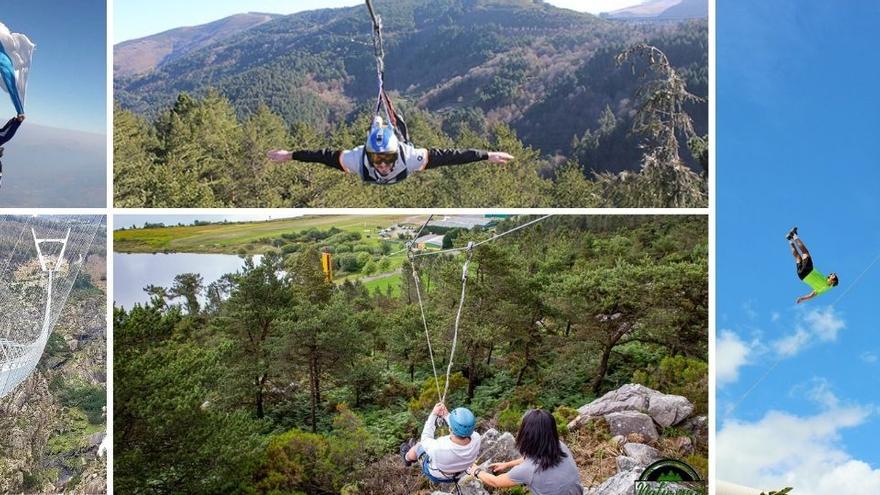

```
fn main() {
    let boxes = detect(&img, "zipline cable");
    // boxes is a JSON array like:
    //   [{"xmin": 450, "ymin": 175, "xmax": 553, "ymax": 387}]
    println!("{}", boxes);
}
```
[
  {"xmin": 411, "ymin": 215, "xmax": 553, "ymax": 258},
  {"xmin": 729, "ymin": 249, "xmax": 880, "ymax": 413},
  {"xmin": 407, "ymin": 215, "xmax": 553, "ymax": 405},
  {"xmin": 364, "ymin": 0, "xmax": 408, "ymax": 141},
  {"xmin": 365, "ymin": 0, "xmax": 392, "ymax": 126}
]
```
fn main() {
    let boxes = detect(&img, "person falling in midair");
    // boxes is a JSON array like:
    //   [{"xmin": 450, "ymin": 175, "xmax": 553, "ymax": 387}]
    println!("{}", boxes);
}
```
[
  {"xmin": 786, "ymin": 227, "xmax": 838, "ymax": 304},
  {"xmin": 267, "ymin": 116, "xmax": 514, "ymax": 185}
]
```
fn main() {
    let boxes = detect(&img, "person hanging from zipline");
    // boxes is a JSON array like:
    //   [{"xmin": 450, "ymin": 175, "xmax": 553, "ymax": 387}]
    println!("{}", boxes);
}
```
[
  {"xmin": 787, "ymin": 227, "xmax": 838, "ymax": 303},
  {"xmin": 267, "ymin": 116, "xmax": 514, "ymax": 185},
  {"xmin": 400, "ymin": 402, "xmax": 482, "ymax": 485},
  {"xmin": 267, "ymin": 1, "xmax": 513, "ymax": 185}
]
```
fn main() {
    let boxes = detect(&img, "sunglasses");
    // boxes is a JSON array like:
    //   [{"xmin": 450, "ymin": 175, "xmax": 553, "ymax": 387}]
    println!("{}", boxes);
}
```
[{"xmin": 368, "ymin": 152, "xmax": 398, "ymax": 164}]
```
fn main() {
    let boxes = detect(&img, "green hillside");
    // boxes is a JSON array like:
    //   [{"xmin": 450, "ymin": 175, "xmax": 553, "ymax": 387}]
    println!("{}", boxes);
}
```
[
  {"xmin": 114, "ymin": 215, "xmax": 414, "ymax": 254},
  {"xmin": 114, "ymin": 215, "xmax": 709, "ymax": 494},
  {"xmin": 114, "ymin": 0, "xmax": 707, "ymax": 208}
]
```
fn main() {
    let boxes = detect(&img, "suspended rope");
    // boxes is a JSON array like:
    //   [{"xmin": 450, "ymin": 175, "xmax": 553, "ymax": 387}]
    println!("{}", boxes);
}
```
[
  {"xmin": 408, "ymin": 214, "xmax": 441, "ymax": 399},
  {"xmin": 729, "ymin": 249, "xmax": 880, "ymax": 413},
  {"xmin": 442, "ymin": 244, "xmax": 474, "ymax": 403},
  {"xmin": 406, "ymin": 215, "xmax": 553, "ymax": 405},
  {"xmin": 364, "ymin": 0, "xmax": 409, "ymax": 142}
]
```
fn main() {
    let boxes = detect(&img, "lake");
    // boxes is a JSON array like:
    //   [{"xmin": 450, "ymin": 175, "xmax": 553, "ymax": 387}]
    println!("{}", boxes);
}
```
[{"xmin": 114, "ymin": 253, "xmax": 261, "ymax": 309}]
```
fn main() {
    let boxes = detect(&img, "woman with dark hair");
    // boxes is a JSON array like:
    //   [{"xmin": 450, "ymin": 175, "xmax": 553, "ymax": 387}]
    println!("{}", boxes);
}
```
[{"xmin": 465, "ymin": 409, "xmax": 583, "ymax": 494}]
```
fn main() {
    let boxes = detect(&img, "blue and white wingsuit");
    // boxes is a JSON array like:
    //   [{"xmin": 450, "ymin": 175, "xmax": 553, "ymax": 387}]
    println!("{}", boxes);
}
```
[
  {"xmin": 0, "ymin": 21, "xmax": 34, "ymax": 116},
  {"xmin": 0, "ymin": 22, "xmax": 33, "ymax": 150}
]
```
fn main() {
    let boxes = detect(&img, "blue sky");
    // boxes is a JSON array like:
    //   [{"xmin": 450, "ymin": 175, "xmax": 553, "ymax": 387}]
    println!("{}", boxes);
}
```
[
  {"xmin": 113, "ymin": 0, "xmax": 639, "ymax": 43},
  {"xmin": 716, "ymin": 1, "xmax": 880, "ymax": 492},
  {"xmin": 2, "ymin": 1, "xmax": 106, "ymax": 134}
]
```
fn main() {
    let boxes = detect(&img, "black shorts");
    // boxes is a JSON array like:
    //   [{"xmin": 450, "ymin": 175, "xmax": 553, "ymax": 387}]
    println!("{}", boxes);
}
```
[{"xmin": 796, "ymin": 256, "xmax": 813, "ymax": 280}]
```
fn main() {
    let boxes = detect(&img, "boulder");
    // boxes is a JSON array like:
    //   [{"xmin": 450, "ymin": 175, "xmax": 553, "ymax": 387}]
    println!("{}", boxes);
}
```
[
  {"xmin": 671, "ymin": 436, "xmax": 694, "ymax": 455},
  {"xmin": 647, "ymin": 394, "xmax": 693, "ymax": 428},
  {"xmin": 588, "ymin": 466, "xmax": 641, "ymax": 495},
  {"xmin": 680, "ymin": 415, "xmax": 708, "ymax": 442},
  {"xmin": 622, "ymin": 443, "xmax": 660, "ymax": 465},
  {"xmin": 605, "ymin": 411, "xmax": 659, "ymax": 442},
  {"xmin": 577, "ymin": 384, "xmax": 654, "ymax": 417},
  {"xmin": 570, "ymin": 384, "xmax": 695, "ymax": 431},
  {"xmin": 616, "ymin": 455, "xmax": 642, "ymax": 472},
  {"xmin": 87, "ymin": 432, "xmax": 106, "ymax": 450},
  {"xmin": 477, "ymin": 428, "xmax": 517, "ymax": 462}
]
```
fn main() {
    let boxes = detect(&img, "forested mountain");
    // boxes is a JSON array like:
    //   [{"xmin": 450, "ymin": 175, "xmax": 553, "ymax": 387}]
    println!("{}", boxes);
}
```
[
  {"xmin": 114, "ymin": 13, "xmax": 281, "ymax": 77},
  {"xmin": 114, "ymin": 215, "xmax": 708, "ymax": 494},
  {"xmin": 114, "ymin": 0, "xmax": 707, "ymax": 171}
]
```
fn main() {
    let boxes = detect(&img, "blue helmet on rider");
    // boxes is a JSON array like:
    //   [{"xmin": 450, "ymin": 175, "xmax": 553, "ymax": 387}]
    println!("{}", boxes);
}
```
[
  {"xmin": 447, "ymin": 407, "xmax": 476, "ymax": 437},
  {"xmin": 366, "ymin": 116, "xmax": 399, "ymax": 174}
]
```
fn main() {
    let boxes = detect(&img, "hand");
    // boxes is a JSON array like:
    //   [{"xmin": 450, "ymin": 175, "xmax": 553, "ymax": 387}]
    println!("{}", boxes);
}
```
[
  {"xmin": 487, "ymin": 151, "xmax": 514, "ymax": 164},
  {"xmin": 489, "ymin": 462, "xmax": 507, "ymax": 473},
  {"xmin": 267, "ymin": 149, "xmax": 293, "ymax": 162},
  {"xmin": 796, "ymin": 296, "xmax": 805, "ymax": 304},
  {"xmin": 466, "ymin": 462, "xmax": 480, "ymax": 476},
  {"xmin": 16, "ymin": 114, "xmax": 25, "ymax": 122},
  {"xmin": 432, "ymin": 402, "xmax": 448, "ymax": 417}
]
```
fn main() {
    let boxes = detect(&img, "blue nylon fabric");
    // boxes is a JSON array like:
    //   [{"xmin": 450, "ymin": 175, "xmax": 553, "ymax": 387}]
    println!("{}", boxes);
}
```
[{"xmin": 0, "ymin": 45, "xmax": 23, "ymax": 115}]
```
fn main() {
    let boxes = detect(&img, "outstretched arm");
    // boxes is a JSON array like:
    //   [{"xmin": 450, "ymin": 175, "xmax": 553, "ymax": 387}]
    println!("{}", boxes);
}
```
[
  {"xmin": 267, "ymin": 149, "xmax": 346, "ymax": 172},
  {"xmin": 0, "ymin": 117, "xmax": 23, "ymax": 146},
  {"xmin": 796, "ymin": 291, "xmax": 817, "ymax": 304},
  {"xmin": 425, "ymin": 149, "xmax": 514, "ymax": 169},
  {"xmin": 468, "ymin": 463, "xmax": 519, "ymax": 488}
]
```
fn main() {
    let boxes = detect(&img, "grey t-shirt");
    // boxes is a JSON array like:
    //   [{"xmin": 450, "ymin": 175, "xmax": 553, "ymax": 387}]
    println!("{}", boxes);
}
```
[{"xmin": 507, "ymin": 442, "xmax": 583, "ymax": 495}]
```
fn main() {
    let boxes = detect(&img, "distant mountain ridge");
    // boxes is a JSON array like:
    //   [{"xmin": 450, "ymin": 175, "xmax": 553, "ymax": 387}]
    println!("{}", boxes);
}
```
[
  {"xmin": 114, "ymin": 12, "xmax": 281, "ymax": 77},
  {"xmin": 114, "ymin": 0, "xmax": 707, "ymax": 172},
  {"xmin": 604, "ymin": 0, "xmax": 707, "ymax": 20},
  {"xmin": 0, "ymin": 124, "xmax": 105, "ymax": 207}
]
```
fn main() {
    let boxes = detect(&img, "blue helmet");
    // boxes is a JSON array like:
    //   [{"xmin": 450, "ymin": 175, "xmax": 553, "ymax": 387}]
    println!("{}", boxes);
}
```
[
  {"xmin": 366, "ymin": 117, "xmax": 399, "ymax": 155},
  {"xmin": 447, "ymin": 407, "xmax": 476, "ymax": 437}
]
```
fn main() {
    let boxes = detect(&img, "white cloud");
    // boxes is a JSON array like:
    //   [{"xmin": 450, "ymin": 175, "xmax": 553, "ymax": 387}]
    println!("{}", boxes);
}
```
[
  {"xmin": 743, "ymin": 301, "xmax": 758, "ymax": 320},
  {"xmin": 771, "ymin": 312, "xmax": 781, "ymax": 322},
  {"xmin": 860, "ymin": 352, "xmax": 878, "ymax": 364},
  {"xmin": 792, "ymin": 378, "xmax": 840, "ymax": 409},
  {"xmin": 718, "ymin": 405, "xmax": 880, "ymax": 495},
  {"xmin": 718, "ymin": 330, "xmax": 752, "ymax": 386},
  {"xmin": 805, "ymin": 307, "xmax": 846, "ymax": 342},
  {"xmin": 774, "ymin": 328, "xmax": 811, "ymax": 357},
  {"xmin": 771, "ymin": 306, "xmax": 845, "ymax": 358}
]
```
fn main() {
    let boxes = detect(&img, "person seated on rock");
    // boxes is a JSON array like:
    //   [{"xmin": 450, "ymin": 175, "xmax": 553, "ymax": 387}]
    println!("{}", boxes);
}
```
[
  {"xmin": 401, "ymin": 402, "xmax": 482, "ymax": 484},
  {"xmin": 267, "ymin": 116, "xmax": 514, "ymax": 185},
  {"xmin": 467, "ymin": 409, "xmax": 583, "ymax": 495}
]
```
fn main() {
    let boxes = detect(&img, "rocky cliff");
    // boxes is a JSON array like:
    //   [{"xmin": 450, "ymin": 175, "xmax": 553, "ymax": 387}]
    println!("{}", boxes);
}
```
[
  {"xmin": 0, "ymin": 255, "xmax": 107, "ymax": 494},
  {"xmin": 360, "ymin": 383, "xmax": 707, "ymax": 495}
]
